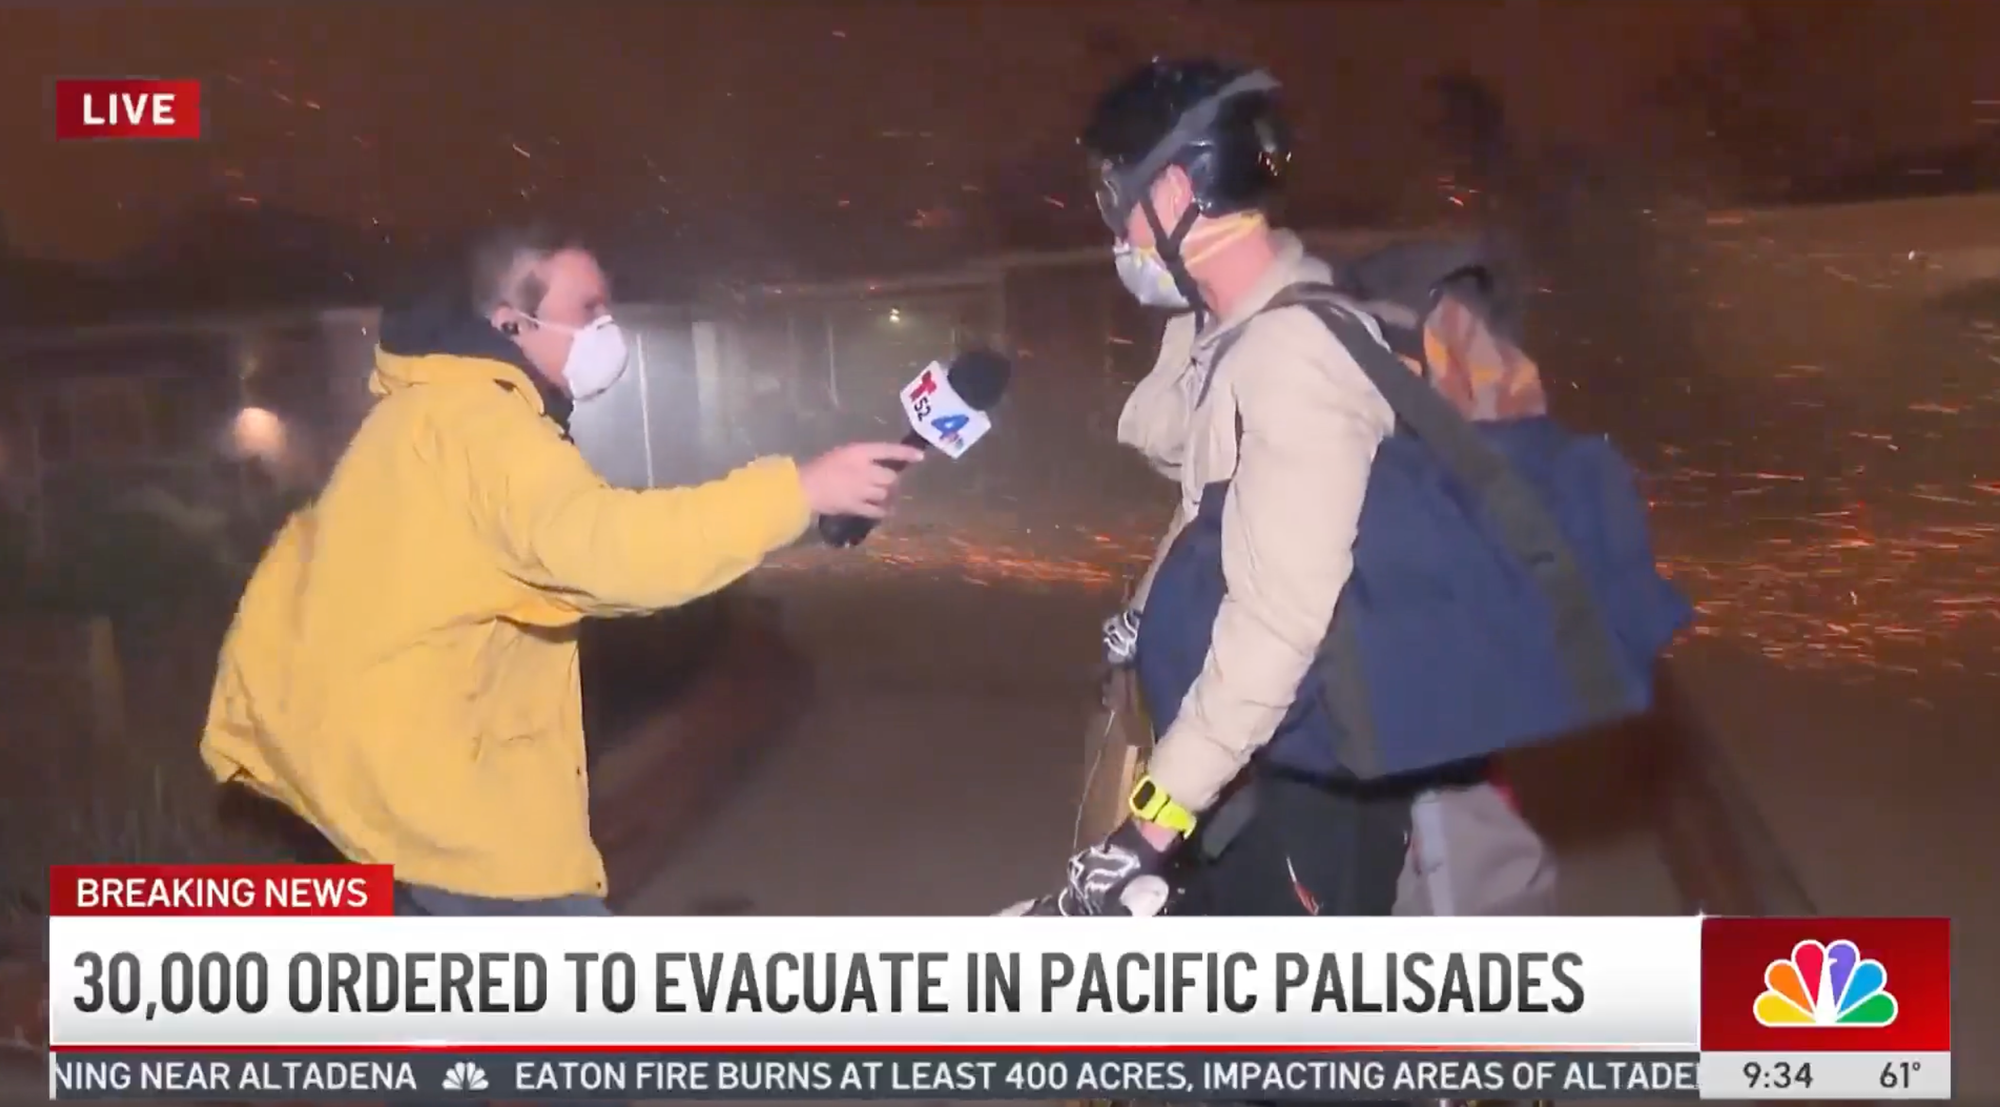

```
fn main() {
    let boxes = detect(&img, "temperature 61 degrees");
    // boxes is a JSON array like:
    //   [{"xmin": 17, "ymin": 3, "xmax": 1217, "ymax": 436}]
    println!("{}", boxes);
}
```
[{"xmin": 1876, "ymin": 1056, "xmax": 1947, "ymax": 1098}]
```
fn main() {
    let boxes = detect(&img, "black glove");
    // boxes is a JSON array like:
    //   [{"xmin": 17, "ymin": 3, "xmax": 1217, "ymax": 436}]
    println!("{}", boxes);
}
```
[{"xmin": 1018, "ymin": 823, "xmax": 1169, "ymax": 917}]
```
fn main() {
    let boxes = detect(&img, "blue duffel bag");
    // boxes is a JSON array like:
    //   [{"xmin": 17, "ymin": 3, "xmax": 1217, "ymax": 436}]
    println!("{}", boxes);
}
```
[{"xmin": 1135, "ymin": 282, "xmax": 1692, "ymax": 780}]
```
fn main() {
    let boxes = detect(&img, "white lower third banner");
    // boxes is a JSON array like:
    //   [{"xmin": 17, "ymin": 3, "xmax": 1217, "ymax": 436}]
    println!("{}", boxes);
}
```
[{"xmin": 44, "ymin": 894, "xmax": 1953, "ymax": 1101}]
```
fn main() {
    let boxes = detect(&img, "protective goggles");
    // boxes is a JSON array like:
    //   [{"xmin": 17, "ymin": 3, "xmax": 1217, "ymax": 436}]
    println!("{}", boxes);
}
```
[{"xmin": 1090, "ymin": 69, "xmax": 1282, "ymax": 234}]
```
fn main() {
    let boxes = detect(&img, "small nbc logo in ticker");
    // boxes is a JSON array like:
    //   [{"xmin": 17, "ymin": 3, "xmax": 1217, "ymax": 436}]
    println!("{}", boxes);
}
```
[
  {"xmin": 441, "ymin": 1061, "xmax": 489, "ymax": 1093},
  {"xmin": 1754, "ymin": 938, "xmax": 1899, "ymax": 1027}
]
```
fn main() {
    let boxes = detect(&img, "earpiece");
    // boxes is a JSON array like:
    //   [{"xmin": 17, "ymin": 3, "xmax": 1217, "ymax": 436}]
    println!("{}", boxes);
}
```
[{"xmin": 499, "ymin": 321, "xmax": 520, "ymax": 337}]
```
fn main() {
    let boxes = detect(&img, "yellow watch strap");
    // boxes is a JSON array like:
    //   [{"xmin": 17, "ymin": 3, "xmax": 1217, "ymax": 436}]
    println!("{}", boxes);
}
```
[{"xmin": 1128, "ymin": 774, "xmax": 1197, "ymax": 838}]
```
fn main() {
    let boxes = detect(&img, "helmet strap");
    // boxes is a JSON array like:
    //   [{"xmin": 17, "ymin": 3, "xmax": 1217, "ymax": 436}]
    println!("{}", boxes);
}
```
[{"xmin": 1144, "ymin": 199, "xmax": 1208, "ymax": 322}]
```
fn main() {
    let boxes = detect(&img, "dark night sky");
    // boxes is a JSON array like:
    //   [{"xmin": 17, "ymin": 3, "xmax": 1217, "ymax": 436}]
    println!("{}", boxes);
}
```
[{"xmin": 5, "ymin": 1, "xmax": 1995, "ymax": 265}]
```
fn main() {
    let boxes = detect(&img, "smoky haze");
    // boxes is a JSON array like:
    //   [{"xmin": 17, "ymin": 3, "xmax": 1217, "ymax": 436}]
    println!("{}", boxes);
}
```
[
  {"xmin": 0, "ymin": 6, "xmax": 1996, "ymax": 1089},
  {"xmin": 3, "ymin": 2, "xmax": 1995, "ymax": 263}
]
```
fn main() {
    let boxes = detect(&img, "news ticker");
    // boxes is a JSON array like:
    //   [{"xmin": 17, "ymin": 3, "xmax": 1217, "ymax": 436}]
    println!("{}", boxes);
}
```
[
  {"xmin": 44, "ymin": 866, "xmax": 1955, "ymax": 1101},
  {"xmin": 46, "ymin": 1048, "xmax": 1957, "ymax": 1101}
]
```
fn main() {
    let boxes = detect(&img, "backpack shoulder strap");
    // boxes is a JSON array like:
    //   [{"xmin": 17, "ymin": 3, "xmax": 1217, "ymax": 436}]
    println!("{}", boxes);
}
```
[{"xmin": 1264, "ymin": 282, "xmax": 1634, "ymax": 725}]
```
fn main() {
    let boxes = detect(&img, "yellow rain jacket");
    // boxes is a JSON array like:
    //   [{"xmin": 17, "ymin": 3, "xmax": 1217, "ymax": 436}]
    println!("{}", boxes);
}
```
[{"xmin": 201, "ymin": 304, "xmax": 810, "ymax": 899}]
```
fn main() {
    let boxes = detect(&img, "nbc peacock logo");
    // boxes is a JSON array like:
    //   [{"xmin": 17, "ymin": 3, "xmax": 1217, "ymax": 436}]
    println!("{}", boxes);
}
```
[{"xmin": 1754, "ymin": 938, "xmax": 1899, "ymax": 1027}]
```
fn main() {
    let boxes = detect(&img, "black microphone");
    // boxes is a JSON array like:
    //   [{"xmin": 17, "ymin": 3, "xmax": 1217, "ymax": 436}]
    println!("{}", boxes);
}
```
[{"xmin": 818, "ymin": 349, "xmax": 1012, "ymax": 548}]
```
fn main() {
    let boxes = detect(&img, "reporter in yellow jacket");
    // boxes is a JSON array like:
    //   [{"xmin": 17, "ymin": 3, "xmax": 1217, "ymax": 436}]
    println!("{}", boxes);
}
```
[{"xmin": 201, "ymin": 226, "xmax": 920, "ymax": 916}]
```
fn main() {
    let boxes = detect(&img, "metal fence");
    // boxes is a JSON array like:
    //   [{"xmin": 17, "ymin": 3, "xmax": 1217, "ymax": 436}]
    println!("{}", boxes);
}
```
[
  {"xmin": 696, "ymin": 273, "xmax": 1007, "ymax": 468},
  {"xmin": 0, "ymin": 312, "xmax": 372, "ymax": 604},
  {"xmin": 0, "ymin": 225, "xmax": 1441, "ymax": 581},
  {"xmin": 690, "ymin": 230, "xmax": 1415, "ymax": 511},
  {"xmin": 0, "ymin": 303, "xmax": 730, "ymax": 601}
]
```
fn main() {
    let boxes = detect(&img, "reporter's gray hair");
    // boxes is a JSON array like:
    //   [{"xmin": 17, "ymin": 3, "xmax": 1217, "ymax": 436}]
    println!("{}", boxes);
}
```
[{"xmin": 466, "ymin": 223, "xmax": 585, "ymax": 316}]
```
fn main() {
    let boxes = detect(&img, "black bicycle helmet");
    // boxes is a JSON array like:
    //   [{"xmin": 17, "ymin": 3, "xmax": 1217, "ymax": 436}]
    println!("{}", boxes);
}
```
[
  {"xmin": 1080, "ymin": 58, "xmax": 1289, "ymax": 314},
  {"xmin": 1081, "ymin": 58, "xmax": 1290, "ymax": 237}
]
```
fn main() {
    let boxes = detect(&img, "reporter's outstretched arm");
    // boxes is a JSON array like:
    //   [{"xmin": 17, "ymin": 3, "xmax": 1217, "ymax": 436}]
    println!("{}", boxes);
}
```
[{"xmin": 458, "ymin": 389, "xmax": 811, "ymax": 616}]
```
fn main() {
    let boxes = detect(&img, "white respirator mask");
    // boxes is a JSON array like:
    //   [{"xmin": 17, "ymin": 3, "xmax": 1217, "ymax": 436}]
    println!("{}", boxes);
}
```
[{"xmin": 531, "ymin": 314, "xmax": 630, "ymax": 400}]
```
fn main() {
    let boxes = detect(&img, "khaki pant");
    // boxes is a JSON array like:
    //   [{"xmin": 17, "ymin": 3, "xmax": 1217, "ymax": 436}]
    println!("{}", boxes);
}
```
[{"xmin": 1394, "ymin": 781, "xmax": 1558, "ymax": 916}]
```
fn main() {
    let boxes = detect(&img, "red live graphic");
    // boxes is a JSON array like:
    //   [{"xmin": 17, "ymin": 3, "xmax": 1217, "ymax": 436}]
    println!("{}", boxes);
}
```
[{"xmin": 53, "ymin": 79, "xmax": 204, "ymax": 140}]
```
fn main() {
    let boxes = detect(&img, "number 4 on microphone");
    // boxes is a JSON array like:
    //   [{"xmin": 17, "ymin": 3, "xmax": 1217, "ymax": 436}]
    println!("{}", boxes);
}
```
[{"xmin": 901, "ymin": 363, "xmax": 991, "ymax": 459}]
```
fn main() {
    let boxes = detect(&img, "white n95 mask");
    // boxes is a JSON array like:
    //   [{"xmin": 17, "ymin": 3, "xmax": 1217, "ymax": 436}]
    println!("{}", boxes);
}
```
[
  {"xmin": 534, "ymin": 315, "xmax": 630, "ymax": 400},
  {"xmin": 1113, "ymin": 240, "xmax": 1191, "ymax": 310}
]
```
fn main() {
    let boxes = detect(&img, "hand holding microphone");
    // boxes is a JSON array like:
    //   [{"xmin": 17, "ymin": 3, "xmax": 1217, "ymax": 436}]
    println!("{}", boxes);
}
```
[
  {"xmin": 799, "ymin": 442, "xmax": 927, "ymax": 519},
  {"xmin": 818, "ymin": 349, "xmax": 1013, "ymax": 548}
]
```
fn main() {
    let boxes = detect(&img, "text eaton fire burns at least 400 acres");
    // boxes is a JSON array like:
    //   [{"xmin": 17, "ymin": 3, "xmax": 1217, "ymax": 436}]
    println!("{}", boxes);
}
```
[{"xmin": 71, "ymin": 948, "xmax": 1586, "ymax": 1018}]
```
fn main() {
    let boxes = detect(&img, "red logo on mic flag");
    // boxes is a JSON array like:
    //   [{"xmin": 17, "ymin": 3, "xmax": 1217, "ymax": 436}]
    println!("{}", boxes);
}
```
[{"xmin": 53, "ymin": 79, "xmax": 204, "ymax": 140}]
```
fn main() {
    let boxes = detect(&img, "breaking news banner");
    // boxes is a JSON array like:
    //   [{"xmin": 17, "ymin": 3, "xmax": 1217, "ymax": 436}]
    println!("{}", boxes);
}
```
[{"xmin": 44, "ymin": 865, "xmax": 1952, "ymax": 1102}]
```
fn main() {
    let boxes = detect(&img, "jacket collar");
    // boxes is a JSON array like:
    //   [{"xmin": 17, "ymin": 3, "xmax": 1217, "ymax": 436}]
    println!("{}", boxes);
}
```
[{"xmin": 373, "ymin": 295, "xmax": 574, "ymax": 433}]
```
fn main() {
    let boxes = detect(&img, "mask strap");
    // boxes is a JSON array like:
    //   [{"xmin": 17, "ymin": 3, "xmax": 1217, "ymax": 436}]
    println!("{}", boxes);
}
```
[
  {"xmin": 1183, "ymin": 212, "xmax": 1266, "ymax": 267},
  {"xmin": 515, "ymin": 313, "xmax": 613, "ymax": 335}
]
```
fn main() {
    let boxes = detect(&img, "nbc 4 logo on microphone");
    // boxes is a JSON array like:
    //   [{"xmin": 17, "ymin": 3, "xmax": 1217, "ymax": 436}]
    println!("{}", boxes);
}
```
[{"xmin": 1754, "ymin": 938, "xmax": 1897, "ymax": 1027}]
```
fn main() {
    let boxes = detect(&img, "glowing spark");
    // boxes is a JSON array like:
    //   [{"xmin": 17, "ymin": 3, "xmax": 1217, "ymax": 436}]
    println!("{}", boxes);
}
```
[{"xmin": 511, "ymin": 143, "xmax": 532, "ymax": 159}]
